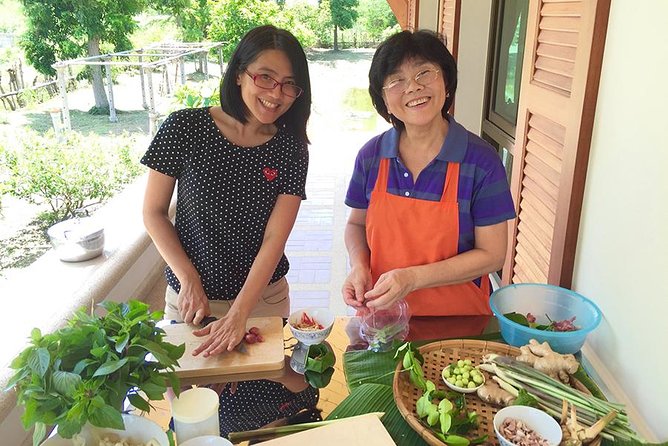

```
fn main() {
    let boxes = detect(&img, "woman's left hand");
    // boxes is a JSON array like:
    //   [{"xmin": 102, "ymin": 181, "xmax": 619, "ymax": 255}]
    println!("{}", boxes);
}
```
[
  {"xmin": 191, "ymin": 313, "xmax": 247, "ymax": 357},
  {"xmin": 364, "ymin": 268, "xmax": 417, "ymax": 310}
]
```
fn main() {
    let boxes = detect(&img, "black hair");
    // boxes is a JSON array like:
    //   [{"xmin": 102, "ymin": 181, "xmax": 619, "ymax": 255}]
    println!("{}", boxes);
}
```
[
  {"xmin": 368, "ymin": 30, "xmax": 457, "ymax": 131},
  {"xmin": 220, "ymin": 25, "xmax": 312, "ymax": 144}
]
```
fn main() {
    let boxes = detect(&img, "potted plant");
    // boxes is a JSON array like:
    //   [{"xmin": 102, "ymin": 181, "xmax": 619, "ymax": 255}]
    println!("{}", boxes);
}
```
[{"xmin": 5, "ymin": 300, "xmax": 185, "ymax": 446}]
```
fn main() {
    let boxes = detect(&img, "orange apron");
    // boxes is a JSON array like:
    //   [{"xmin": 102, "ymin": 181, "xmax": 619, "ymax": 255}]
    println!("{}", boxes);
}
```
[{"xmin": 365, "ymin": 158, "xmax": 491, "ymax": 339}]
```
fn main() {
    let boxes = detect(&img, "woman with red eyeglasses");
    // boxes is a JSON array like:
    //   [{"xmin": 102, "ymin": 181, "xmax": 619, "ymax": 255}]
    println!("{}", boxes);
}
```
[
  {"xmin": 342, "ymin": 30, "xmax": 516, "ymax": 341},
  {"xmin": 141, "ymin": 26, "xmax": 318, "ymax": 434}
]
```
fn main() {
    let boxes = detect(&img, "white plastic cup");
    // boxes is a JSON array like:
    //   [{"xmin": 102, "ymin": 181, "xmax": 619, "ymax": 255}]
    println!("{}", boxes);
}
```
[{"xmin": 171, "ymin": 387, "xmax": 220, "ymax": 444}]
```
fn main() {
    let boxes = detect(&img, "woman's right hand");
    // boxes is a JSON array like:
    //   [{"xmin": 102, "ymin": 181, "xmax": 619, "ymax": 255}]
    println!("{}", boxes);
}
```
[
  {"xmin": 177, "ymin": 279, "xmax": 211, "ymax": 325},
  {"xmin": 342, "ymin": 265, "xmax": 372, "ymax": 308}
]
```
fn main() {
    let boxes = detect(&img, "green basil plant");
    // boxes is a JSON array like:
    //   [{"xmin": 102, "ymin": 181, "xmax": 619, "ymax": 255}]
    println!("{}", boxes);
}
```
[{"xmin": 5, "ymin": 300, "xmax": 185, "ymax": 446}]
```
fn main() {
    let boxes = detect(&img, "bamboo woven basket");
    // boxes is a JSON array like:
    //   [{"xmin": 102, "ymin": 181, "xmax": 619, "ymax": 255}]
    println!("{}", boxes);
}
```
[{"xmin": 392, "ymin": 339, "xmax": 521, "ymax": 446}]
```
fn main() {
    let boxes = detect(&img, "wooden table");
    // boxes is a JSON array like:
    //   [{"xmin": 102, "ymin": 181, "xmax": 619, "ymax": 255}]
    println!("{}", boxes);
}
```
[
  {"xmin": 140, "ymin": 317, "xmax": 355, "ymax": 433},
  {"xmin": 141, "ymin": 315, "xmax": 501, "ymax": 442}
]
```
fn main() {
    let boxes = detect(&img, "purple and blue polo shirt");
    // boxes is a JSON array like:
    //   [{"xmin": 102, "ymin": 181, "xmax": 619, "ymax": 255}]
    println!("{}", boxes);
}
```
[{"xmin": 345, "ymin": 115, "xmax": 516, "ymax": 255}]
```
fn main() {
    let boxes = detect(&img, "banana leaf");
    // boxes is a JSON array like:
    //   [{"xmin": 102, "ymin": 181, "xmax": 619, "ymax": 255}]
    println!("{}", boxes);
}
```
[
  {"xmin": 326, "ymin": 383, "xmax": 427, "ymax": 446},
  {"xmin": 343, "ymin": 348, "xmax": 398, "ymax": 391}
]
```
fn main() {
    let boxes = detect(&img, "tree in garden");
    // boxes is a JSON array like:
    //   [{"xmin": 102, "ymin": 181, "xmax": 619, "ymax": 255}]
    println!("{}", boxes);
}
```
[
  {"xmin": 357, "ymin": 0, "xmax": 398, "ymax": 40},
  {"xmin": 330, "ymin": 0, "xmax": 359, "ymax": 50},
  {"xmin": 158, "ymin": 0, "xmax": 211, "ymax": 42},
  {"xmin": 20, "ymin": 0, "xmax": 186, "ymax": 112},
  {"xmin": 294, "ymin": 0, "xmax": 334, "ymax": 47},
  {"xmin": 208, "ymin": 0, "xmax": 281, "ymax": 60}
]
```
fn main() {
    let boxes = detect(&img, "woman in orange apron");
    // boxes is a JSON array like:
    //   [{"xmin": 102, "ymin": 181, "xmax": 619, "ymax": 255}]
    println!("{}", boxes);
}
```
[{"xmin": 343, "ymin": 30, "xmax": 516, "ymax": 341}]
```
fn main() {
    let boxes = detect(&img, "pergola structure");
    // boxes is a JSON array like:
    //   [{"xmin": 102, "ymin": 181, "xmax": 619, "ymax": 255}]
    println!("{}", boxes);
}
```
[{"xmin": 52, "ymin": 41, "xmax": 226, "ymax": 135}]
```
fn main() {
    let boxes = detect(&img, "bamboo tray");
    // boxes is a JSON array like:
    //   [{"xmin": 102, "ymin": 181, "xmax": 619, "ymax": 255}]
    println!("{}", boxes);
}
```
[{"xmin": 392, "ymin": 339, "xmax": 522, "ymax": 446}]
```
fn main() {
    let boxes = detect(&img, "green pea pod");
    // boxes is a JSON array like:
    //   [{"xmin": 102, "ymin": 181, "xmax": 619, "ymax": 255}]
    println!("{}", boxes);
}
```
[
  {"xmin": 394, "ymin": 341, "xmax": 410, "ymax": 360},
  {"xmin": 439, "ymin": 411, "xmax": 452, "ymax": 434},
  {"xmin": 427, "ymin": 405, "xmax": 439, "ymax": 426},
  {"xmin": 409, "ymin": 367, "xmax": 427, "ymax": 390},
  {"xmin": 438, "ymin": 398, "xmax": 453, "ymax": 413},
  {"xmin": 443, "ymin": 434, "xmax": 470, "ymax": 446},
  {"xmin": 403, "ymin": 351, "xmax": 412, "ymax": 369},
  {"xmin": 416, "ymin": 389, "xmax": 433, "ymax": 418}
]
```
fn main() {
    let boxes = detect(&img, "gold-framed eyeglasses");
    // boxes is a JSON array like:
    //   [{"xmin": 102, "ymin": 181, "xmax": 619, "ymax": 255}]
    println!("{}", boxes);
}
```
[
  {"xmin": 382, "ymin": 68, "xmax": 440, "ymax": 95},
  {"xmin": 245, "ymin": 70, "xmax": 303, "ymax": 98}
]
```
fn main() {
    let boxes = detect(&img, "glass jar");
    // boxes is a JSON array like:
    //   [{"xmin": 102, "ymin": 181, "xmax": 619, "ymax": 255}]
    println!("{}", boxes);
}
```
[{"xmin": 359, "ymin": 300, "xmax": 410, "ymax": 352}]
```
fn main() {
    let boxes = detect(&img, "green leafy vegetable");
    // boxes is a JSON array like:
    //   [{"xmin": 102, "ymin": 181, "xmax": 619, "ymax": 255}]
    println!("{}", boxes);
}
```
[
  {"xmin": 5, "ymin": 300, "xmax": 185, "ymax": 446},
  {"xmin": 304, "ymin": 342, "xmax": 336, "ymax": 388}
]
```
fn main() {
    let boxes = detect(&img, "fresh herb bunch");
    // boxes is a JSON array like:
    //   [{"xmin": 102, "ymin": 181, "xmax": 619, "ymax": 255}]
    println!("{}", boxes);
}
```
[
  {"xmin": 504, "ymin": 312, "xmax": 579, "ymax": 332},
  {"xmin": 5, "ymin": 300, "xmax": 185, "ymax": 446}
]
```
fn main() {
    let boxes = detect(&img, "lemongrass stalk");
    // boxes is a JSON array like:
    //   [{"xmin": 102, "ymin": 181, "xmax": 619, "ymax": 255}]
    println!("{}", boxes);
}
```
[
  {"xmin": 503, "ymin": 369, "xmax": 626, "ymax": 426},
  {"xmin": 493, "ymin": 362, "xmax": 622, "ymax": 415},
  {"xmin": 492, "ymin": 357, "xmax": 627, "ymax": 413},
  {"xmin": 494, "ymin": 364, "xmax": 607, "ymax": 422},
  {"xmin": 487, "ymin": 357, "xmax": 642, "ymax": 443},
  {"xmin": 506, "ymin": 369, "xmax": 626, "ymax": 418},
  {"xmin": 494, "ymin": 372, "xmax": 605, "ymax": 429},
  {"xmin": 491, "ymin": 376, "xmax": 518, "ymax": 397}
]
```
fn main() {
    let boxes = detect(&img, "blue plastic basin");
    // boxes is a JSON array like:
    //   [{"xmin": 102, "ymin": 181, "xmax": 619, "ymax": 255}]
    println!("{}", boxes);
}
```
[{"xmin": 489, "ymin": 283, "xmax": 602, "ymax": 354}]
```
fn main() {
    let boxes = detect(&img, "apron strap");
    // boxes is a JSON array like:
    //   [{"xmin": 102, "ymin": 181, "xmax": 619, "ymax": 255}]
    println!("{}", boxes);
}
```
[
  {"xmin": 373, "ymin": 158, "xmax": 391, "ymax": 194},
  {"xmin": 440, "ymin": 162, "xmax": 460, "ymax": 204}
]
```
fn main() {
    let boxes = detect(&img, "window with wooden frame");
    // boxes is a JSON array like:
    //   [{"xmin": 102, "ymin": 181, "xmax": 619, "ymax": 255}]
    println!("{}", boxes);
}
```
[
  {"xmin": 502, "ymin": 0, "xmax": 611, "ymax": 287},
  {"xmin": 482, "ymin": 0, "xmax": 529, "ymax": 283}
]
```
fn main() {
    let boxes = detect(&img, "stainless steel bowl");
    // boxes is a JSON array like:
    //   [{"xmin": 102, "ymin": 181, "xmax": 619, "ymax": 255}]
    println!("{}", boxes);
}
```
[{"xmin": 47, "ymin": 218, "xmax": 105, "ymax": 262}]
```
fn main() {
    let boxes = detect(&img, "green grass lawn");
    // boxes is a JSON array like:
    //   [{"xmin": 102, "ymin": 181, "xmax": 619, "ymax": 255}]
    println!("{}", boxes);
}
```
[{"xmin": 22, "ymin": 109, "xmax": 149, "ymax": 136}]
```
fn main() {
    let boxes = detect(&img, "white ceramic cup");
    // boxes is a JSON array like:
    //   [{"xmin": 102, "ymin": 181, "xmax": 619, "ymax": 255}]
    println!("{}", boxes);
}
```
[{"xmin": 171, "ymin": 387, "xmax": 221, "ymax": 444}]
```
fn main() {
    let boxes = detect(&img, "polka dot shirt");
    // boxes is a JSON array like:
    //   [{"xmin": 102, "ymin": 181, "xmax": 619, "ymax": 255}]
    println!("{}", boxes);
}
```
[
  {"xmin": 218, "ymin": 381, "xmax": 319, "ymax": 437},
  {"xmin": 141, "ymin": 107, "xmax": 308, "ymax": 300}
]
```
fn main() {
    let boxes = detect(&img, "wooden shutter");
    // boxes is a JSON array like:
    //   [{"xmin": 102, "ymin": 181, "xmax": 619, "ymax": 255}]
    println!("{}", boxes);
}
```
[
  {"xmin": 503, "ymin": 0, "xmax": 610, "ymax": 287},
  {"xmin": 386, "ymin": 0, "xmax": 410, "ymax": 30},
  {"xmin": 439, "ymin": 0, "xmax": 461, "ymax": 58},
  {"xmin": 408, "ymin": 0, "xmax": 419, "ymax": 30}
]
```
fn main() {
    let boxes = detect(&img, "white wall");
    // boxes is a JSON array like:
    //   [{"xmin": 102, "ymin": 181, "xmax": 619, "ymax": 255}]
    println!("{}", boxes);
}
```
[
  {"xmin": 573, "ymin": 0, "xmax": 668, "ymax": 441},
  {"xmin": 453, "ymin": 0, "xmax": 492, "ymax": 134}
]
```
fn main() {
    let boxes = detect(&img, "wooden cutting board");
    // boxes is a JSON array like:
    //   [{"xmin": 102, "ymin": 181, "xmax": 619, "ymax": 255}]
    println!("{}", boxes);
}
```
[
  {"xmin": 163, "ymin": 316, "xmax": 285, "ymax": 385},
  {"xmin": 256, "ymin": 414, "xmax": 396, "ymax": 445}
]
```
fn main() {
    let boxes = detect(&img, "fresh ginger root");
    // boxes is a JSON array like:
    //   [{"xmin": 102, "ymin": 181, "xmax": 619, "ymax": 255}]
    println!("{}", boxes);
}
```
[
  {"xmin": 516, "ymin": 339, "xmax": 579, "ymax": 384},
  {"xmin": 560, "ymin": 400, "xmax": 617, "ymax": 446},
  {"xmin": 476, "ymin": 377, "xmax": 515, "ymax": 406}
]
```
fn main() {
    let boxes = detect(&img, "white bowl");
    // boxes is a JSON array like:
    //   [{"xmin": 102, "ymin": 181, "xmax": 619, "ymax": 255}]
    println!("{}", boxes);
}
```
[
  {"xmin": 441, "ymin": 362, "xmax": 485, "ymax": 394},
  {"xmin": 493, "ymin": 406, "xmax": 562, "ymax": 446},
  {"xmin": 180, "ymin": 435, "xmax": 233, "ymax": 446},
  {"xmin": 42, "ymin": 414, "xmax": 169, "ymax": 446},
  {"xmin": 288, "ymin": 307, "xmax": 335, "ymax": 346},
  {"xmin": 442, "ymin": 375, "xmax": 485, "ymax": 394}
]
